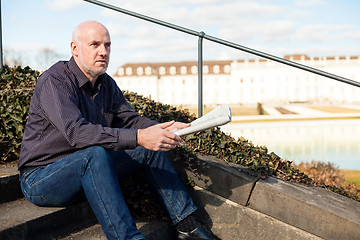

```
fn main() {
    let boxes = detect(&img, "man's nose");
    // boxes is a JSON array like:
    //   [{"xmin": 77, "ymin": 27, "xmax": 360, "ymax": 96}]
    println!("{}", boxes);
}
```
[{"xmin": 99, "ymin": 44, "xmax": 108, "ymax": 56}]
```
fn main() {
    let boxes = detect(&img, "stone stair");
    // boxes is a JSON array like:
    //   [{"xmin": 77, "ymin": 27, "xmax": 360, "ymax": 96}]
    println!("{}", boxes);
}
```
[
  {"xmin": 0, "ymin": 163, "xmax": 173, "ymax": 240},
  {"xmin": 1, "ymin": 153, "xmax": 360, "ymax": 240}
]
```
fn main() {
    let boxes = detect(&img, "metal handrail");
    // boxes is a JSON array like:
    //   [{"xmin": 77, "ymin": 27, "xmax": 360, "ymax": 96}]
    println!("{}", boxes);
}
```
[{"xmin": 84, "ymin": 0, "xmax": 360, "ymax": 117}]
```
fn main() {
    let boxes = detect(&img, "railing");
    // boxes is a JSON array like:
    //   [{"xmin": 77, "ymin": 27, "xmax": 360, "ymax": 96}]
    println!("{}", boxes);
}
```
[{"xmin": 84, "ymin": 0, "xmax": 360, "ymax": 117}]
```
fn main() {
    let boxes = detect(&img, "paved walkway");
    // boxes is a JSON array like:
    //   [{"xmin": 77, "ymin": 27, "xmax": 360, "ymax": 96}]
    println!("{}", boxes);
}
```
[{"xmin": 232, "ymin": 104, "xmax": 360, "ymax": 122}]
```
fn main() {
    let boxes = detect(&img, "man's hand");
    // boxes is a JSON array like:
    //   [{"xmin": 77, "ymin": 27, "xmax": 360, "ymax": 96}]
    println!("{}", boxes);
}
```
[
  {"xmin": 137, "ymin": 121, "xmax": 190, "ymax": 151},
  {"xmin": 163, "ymin": 121, "xmax": 191, "ymax": 132}
]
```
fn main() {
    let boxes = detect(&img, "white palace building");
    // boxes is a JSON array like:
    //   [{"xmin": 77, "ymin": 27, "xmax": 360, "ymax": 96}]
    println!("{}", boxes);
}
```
[{"xmin": 113, "ymin": 54, "xmax": 360, "ymax": 107}]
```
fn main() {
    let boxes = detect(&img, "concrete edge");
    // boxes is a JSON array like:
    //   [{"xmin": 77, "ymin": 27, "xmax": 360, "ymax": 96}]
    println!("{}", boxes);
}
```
[
  {"xmin": 171, "ymin": 152, "xmax": 360, "ymax": 240},
  {"xmin": 190, "ymin": 186, "xmax": 324, "ymax": 240},
  {"xmin": 171, "ymin": 152, "xmax": 258, "ymax": 206},
  {"xmin": 249, "ymin": 176, "xmax": 360, "ymax": 240}
]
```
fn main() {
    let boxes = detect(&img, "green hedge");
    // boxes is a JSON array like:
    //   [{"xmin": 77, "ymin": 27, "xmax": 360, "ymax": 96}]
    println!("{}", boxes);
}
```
[
  {"xmin": 0, "ymin": 66, "xmax": 40, "ymax": 162},
  {"xmin": 0, "ymin": 65, "xmax": 358, "ymax": 217}
]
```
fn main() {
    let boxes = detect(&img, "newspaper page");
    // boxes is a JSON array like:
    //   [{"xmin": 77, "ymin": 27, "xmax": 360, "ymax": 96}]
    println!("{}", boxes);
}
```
[{"xmin": 172, "ymin": 105, "xmax": 232, "ymax": 136}]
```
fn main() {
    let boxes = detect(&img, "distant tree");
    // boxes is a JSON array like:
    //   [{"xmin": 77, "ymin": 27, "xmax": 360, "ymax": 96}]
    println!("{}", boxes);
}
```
[
  {"xmin": 3, "ymin": 48, "xmax": 26, "ymax": 67},
  {"xmin": 36, "ymin": 47, "xmax": 62, "ymax": 69}
]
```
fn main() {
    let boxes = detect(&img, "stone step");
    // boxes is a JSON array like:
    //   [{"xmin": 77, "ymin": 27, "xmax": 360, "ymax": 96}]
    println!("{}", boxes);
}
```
[
  {"xmin": 0, "ymin": 198, "xmax": 97, "ymax": 240},
  {"xmin": 0, "ymin": 163, "xmax": 176, "ymax": 239},
  {"xmin": 0, "ymin": 162, "xmax": 22, "ymax": 203},
  {"xmin": 0, "ymin": 197, "xmax": 173, "ymax": 240},
  {"xmin": 61, "ymin": 220, "xmax": 173, "ymax": 240},
  {"xmin": 0, "ymin": 163, "xmax": 172, "ymax": 240}
]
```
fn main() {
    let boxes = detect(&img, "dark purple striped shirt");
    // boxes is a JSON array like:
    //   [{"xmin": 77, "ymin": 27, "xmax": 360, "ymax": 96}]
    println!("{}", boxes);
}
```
[{"xmin": 18, "ymin": 57, "xmax": 156, "ymax": 169}]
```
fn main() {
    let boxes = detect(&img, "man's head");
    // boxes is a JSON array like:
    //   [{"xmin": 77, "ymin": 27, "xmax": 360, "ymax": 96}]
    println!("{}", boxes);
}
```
[{"xmin": 71, "ymin": 21, "xmax": 111, "ymax": 83}]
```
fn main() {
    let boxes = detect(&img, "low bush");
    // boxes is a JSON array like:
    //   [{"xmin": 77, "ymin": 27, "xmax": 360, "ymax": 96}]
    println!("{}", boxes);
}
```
[
  {"xmin": 0, "ymin": 66, "xmax": 40, "ymax": 162},
  {"xmin": 297, "ymin": 161, "xmax": 360, "ymax": 201}
]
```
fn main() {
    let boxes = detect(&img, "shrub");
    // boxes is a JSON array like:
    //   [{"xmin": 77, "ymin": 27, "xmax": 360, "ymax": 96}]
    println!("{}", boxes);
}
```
[
  {"xmin": 0, "ymin": 66, "xmax": 40, "ymax": 162},
  {"xmin": 297, "ymin": 161, "xmax": 360, "ymax": 201}
]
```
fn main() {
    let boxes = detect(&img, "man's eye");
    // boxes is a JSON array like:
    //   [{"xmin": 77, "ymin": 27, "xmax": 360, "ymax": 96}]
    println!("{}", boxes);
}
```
[{"xmin": 91, "ymin": 43, "xmax": 98, "ymax": 47}]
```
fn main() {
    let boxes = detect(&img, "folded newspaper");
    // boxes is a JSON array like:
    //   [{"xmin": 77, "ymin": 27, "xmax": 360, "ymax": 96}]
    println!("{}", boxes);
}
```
[{"xmin": 172, "ymin": 105, "xmax": 232, "ymax": 136}]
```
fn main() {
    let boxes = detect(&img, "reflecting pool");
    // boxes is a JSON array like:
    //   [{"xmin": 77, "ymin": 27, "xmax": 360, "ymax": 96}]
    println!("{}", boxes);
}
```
[{"xmin": 220, "ymin": 119, "xmax": 360, "ymax": 169}]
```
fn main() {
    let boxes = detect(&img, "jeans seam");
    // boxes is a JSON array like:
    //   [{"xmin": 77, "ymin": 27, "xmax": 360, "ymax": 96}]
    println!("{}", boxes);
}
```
[
  {"xmin": 29, "ymin": 161, "xmax": 74, "ymax": 188},
  {"xmin": 87, "ymin": 158, "xmax": 120, "ymax": 240},
  {"xmin": 141, "ymin": 151, "xmax": 178, "ymax": 219},
  {"xmin": 172, "ymin": 206, "xmax": 198, "ymax": 226},
  {"xmin": 149, "ymin": 165, "xmax": 195, "ymax": 225},
  {"xmin": 142, "ymin": 150, "xmax": 197, "ymax": 225}
]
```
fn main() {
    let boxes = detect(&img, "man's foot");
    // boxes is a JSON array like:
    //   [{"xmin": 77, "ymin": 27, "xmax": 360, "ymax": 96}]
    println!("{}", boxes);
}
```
[{"xmin": 176, "ymin": 224, "xmax": 220, "ymax": 240}]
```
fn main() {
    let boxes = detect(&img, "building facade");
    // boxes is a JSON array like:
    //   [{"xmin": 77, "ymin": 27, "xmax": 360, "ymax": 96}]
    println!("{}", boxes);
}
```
[{"xmin": 113, "ymin": 55, "xmax": 360, "ymax": 106}]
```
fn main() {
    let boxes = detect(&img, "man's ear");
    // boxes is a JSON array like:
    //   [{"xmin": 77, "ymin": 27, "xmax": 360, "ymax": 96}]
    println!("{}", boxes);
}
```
[{"xmin": 71, "ymin": 41, "xmax": 79, "ymax": 57}]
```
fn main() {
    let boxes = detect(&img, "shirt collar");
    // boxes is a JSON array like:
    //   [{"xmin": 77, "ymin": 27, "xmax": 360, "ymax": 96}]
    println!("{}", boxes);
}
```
[{"xmin": 68, "ymin": 57, "xmax": 105, "ymax": 88}]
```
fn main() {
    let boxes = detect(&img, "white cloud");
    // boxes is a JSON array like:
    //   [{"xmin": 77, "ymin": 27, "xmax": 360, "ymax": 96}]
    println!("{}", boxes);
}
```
[
  {"xmin": 295, "ymin": 0, "xmax": 326, "ymax": 8},
  {"xmin": 45, "ymin": 0, "xmax": 83, "ymax": 10},
  {"xmin": 293, "ymin": 24, "xmax": 360, "ymax": 42},
  {"xmin": 100, "ymin": 1, "xmax": 283, "ymax": 28},
  {"xmin": 40, "ymin": 0, "xmax": 360, "ymax": 66},
  {"xmin": 5, "ymin": 43, "xmax": 50, "ymax": 52}
]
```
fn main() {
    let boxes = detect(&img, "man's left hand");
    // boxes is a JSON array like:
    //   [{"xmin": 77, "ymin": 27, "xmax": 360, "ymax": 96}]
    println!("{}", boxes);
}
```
[{"xmin": 163, "ymin": 121, "xmax": 190, "ymax": 132}]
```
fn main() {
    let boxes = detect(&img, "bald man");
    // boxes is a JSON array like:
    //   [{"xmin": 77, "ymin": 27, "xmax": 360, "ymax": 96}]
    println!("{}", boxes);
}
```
[{"xmin": 18, "ymin": 21, "xmax": 218, "ymax": 240}]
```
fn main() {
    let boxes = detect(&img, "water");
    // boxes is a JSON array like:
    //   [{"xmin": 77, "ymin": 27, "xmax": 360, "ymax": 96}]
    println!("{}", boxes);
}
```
[{"xmin": 220, "ymin": 119, "xmax": 360, "ymax": 170}]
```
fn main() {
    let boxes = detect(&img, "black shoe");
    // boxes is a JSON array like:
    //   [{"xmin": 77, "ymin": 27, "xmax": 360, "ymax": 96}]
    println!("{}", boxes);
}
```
[{"xmin": 177, "ymin": 224, "xmax": 220, "ymax": 240}]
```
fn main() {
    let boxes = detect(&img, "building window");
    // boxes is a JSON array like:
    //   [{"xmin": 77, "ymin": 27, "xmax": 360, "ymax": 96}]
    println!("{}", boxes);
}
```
[
  {"xmin": 159, "ymin": 67, "xmax": 166, "ymax": 75},
  {"xmin": 213, "ymin": 65, "xmax": 220, "ymax": 74},
  {"xmin": 137, "ymin": 67, "xmax": 143, "ymax": 75},
  {"xmin": 203, "ymin": 65, "xmax": 209, "ymax": 74},
  {"xmin": 118, "ymin": 67, "xmax": 125, "ymax": 76},
  {"xmin": 224, "ymin": 65, "xmax": 230, "ymax": 73},
  {"xmin": 126, "ymin": 67, "xmax": 132, "ymax": 76},
  {"xmin": 145, "ymin": 67, "xmax": 152, "ymax": 75},
  {"xmin": 170, "ymin": 66, "xmax": 176, "ymax": 75},
  {"xmin": 180, "ymin": 66, "xmax": 187, "ymax": 74},
  {"xmin": 191, "ymin": 66, "xmax": 197, "ymax": 74}
]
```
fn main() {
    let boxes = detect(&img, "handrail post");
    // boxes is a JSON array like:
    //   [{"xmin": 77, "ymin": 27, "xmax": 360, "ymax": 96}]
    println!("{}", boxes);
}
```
[{"xmin": 198, "ymin": 32, "xmax": 204, "ymax": 117}]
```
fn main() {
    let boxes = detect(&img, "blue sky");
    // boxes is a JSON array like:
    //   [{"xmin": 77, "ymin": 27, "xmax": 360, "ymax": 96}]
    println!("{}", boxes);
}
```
[{"xmin": 3, "ymin": 0, "xmax": 360, "ymax": 75}]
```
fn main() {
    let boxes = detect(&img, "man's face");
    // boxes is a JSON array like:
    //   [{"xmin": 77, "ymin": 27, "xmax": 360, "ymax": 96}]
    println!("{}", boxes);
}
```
[{"xmin": 72, "ymin": 23, "xmax": 111, "ymax": 81}]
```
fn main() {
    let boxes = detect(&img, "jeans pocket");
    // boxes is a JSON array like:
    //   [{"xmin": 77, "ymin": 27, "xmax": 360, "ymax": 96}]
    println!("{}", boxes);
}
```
[
  {"xmin": 23, "ymin": 188, "xmax": 59, "ymax": 207},
  {"xmin": 21, "ymin": 167, "xmax": 42, "ymax": 185}
]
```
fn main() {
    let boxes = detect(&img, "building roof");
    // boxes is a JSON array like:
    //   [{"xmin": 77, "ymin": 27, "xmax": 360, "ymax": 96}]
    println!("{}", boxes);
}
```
[{"xmin": 115, "ymin": 54, "xmax": 360, "ymax": 77}]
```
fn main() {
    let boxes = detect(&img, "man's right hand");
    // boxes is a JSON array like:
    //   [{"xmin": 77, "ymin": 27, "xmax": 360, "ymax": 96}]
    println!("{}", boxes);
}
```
[{"xmin": 137, "ymin": 121, "xmax": 183, "ymax": 152}]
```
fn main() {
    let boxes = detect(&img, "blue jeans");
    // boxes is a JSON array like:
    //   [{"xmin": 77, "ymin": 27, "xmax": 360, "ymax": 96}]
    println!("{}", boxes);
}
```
[{"xmin": 20, "ymin": 146, "xmax": 197, "ymax": 240}]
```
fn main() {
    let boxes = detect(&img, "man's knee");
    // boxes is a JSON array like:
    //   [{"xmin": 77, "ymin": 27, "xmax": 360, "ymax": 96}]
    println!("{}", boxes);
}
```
[
  {"xmin": 84, "ymin": 146, "xmax": 112, "ymax": 166},
  {"xmin": 87, "ymin": 146, "xmax": 108, "ymax": 156},
  {"xmin": 148, "ymin": 150, "xmax": 170, "ymax": 166}
]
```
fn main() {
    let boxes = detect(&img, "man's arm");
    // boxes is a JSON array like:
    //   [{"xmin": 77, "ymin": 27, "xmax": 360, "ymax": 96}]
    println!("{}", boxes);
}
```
[{"xmin": 39, "ymin": 75, "xmax": 138, "ymax": 150}]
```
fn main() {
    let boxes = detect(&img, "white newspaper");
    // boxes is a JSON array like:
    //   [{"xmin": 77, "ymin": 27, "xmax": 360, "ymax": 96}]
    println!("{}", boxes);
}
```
[{"xmin": 172, "ymin": 105, "xmax": 232, "ymax": 136}]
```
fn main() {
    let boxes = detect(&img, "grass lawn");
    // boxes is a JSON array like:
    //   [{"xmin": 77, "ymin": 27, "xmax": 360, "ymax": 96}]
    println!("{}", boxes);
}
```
[
  {"xmin": 340, "ymin": 169, "xmax": 360, "ymax": 186},
  {"xmin": 181, "ymin": 106, "xmax": 260, "ymax": 117}
]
